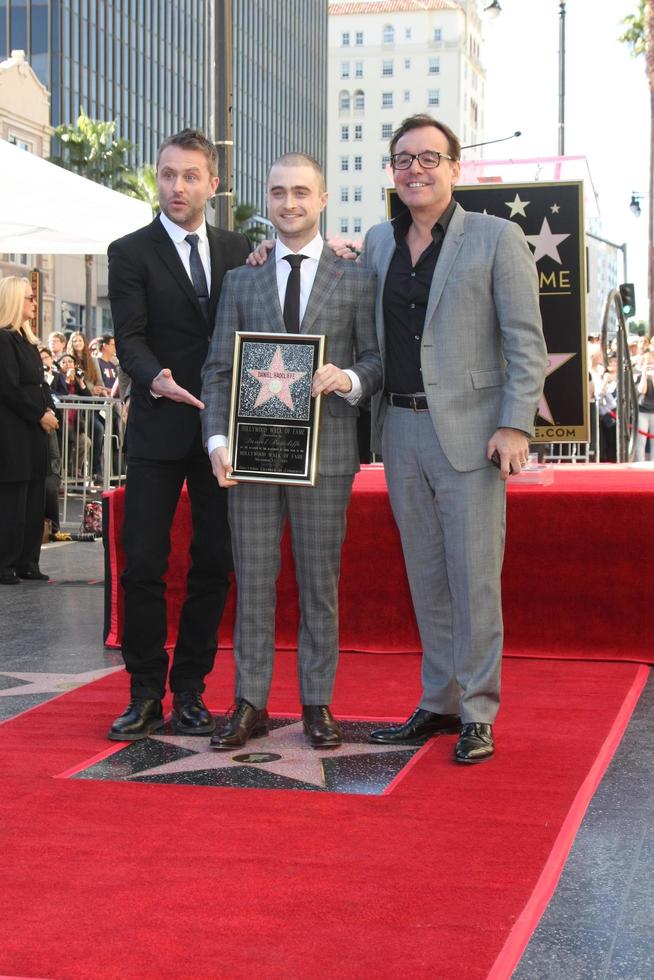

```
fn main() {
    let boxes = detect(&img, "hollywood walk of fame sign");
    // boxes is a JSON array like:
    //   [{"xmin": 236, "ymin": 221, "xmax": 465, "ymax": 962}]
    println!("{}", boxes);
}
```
[
  {"xmin": 386, "ymin": 182, "xmax": 588, "ymax": 442},
  {"xmin": 228, "ymin": 332, "xmax": 326, "ymax": 485}
]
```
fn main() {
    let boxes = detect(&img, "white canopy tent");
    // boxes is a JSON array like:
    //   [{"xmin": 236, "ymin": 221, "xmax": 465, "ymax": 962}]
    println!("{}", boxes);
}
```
[{"xmin": 0, "ymin": 138, "xmax": 152, "ymax": 254}]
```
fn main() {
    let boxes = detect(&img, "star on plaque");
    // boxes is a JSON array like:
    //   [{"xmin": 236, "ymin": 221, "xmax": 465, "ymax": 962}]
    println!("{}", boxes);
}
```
[
  {"xmin": 505, "ymin": 193, "xmax": 530, "ymax": 218},
  {"xmin": 550, "ymin": 203, "xmax": 561, "ymax": 214},
  {"xmin": 249, "ymin": 346, "xmax": 307, "ymax": 411},
  {"xmin": 537, "ymin": 352, "xmax": 576, "ymax": 424},
  {"xmin": 0, "ymin": 667, "xmax": 119, "ymax": 698},
  {"xmin": 525, "ymin": 217, "xmax": 570, "ymax": 264}
]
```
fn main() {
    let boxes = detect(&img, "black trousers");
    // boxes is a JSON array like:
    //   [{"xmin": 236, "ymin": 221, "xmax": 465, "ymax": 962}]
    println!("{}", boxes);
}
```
[
  {"xmin": 121, "ymin": 443, "xmax": 232, "ymax": 699},
  {"xmin": 0, "ymin": 478, "xmax": 46, "ymax": 574}
]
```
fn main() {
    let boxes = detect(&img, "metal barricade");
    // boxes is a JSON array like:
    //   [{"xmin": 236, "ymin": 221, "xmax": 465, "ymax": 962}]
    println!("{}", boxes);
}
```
[{"xmin": 51, "ymin": 394, "xmax": 126, "ymax": 527}]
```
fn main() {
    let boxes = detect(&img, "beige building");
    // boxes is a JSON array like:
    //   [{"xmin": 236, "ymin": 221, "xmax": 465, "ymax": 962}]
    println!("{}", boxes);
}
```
[
  {"xmin": 0, "ymin": 49, "xmax": 56, "ymax": 336},
  {"xmin": 327, "ymin": 0, "xmax": 485, "ymax": 237}
]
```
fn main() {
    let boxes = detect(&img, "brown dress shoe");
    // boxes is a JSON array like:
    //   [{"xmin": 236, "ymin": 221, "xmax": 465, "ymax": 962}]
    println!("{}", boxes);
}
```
[
  {"xmin": 210, "ymin": 700, "xmax": 269, "ymax": 750},
  {"xmin": 454, "ymin": 723, "xmax": 494, "ymax": 764},
  {"xmin": 302, "ymin": 705, "xmax": 342, "ymax": 748}
]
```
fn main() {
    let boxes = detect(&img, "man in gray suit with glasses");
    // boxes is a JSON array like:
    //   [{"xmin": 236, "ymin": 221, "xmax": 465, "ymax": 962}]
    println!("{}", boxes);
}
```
[
  {"xmin": 363, "ymin": 114, "xmax": 546, "ymax": 763},
  {"xmin": 201, "ymin": 153, "xmax": 381, "ymax": 751}
]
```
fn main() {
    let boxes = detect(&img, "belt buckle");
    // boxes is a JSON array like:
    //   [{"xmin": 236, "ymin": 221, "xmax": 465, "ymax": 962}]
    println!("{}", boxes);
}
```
[{"xmin": 412, "ymin": 395, "xmax": 428, "ymax": 413}]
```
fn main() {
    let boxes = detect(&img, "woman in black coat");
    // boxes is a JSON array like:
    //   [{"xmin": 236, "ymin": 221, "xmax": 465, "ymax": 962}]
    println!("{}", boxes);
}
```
[{"xmin": 0, "ymin": 276, "xmax": 59, "ymax": 584}]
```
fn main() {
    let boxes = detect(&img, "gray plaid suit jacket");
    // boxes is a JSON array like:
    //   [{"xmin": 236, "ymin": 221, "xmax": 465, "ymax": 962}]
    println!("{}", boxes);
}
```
[
  {"xmin": 361, "ymin": 203, "xmax": 546, "ymax": 471},
  {"xmin": 201, "ymin": 245, "xmax": 381, "ymax": 474}
]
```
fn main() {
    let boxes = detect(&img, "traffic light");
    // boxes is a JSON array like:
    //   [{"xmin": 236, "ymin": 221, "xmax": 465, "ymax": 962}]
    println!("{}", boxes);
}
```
[{"xmin": 619, "ymin": 282, "xmax": 636, "ymax": 318}]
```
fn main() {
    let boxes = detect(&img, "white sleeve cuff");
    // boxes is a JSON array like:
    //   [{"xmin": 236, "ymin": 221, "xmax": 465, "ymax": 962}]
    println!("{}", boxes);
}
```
[
  {"xmin": 336, "ymin": 369, "xmax": 362, "ymax": 405},
  {"xmin": 207, "ymin": 435, "xmax": 228, "ymax": 454}
]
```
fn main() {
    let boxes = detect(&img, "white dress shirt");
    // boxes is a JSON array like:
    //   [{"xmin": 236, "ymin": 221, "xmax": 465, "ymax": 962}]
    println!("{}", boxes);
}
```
[
  {"xmin": 207, "ymin": 233, "xmax": 361, "ymax": 455},
  {"xmin": 159, "ymin": 211, "xmax": 212, "ymax": 291}
]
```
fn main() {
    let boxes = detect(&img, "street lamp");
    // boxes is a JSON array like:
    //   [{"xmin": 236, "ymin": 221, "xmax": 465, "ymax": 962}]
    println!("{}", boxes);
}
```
[
  {"xmin": 484, "ymin": 2, "xmax": 567, "ymax": 155},
  {"xmin": 629, "ymin": 192, "xmax": 644, "ymax": 218}
]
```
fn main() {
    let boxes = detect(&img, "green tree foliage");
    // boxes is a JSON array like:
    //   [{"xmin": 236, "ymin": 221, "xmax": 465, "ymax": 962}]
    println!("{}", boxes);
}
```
[
  {"xmin": 122, "ymin": 165, "xmax": 159, "ymax": 214},
  {"xmin": 620, "ymin": 0, "xmax": 646, "ymax": 54},
  {"xmin": 233, "ymin": 198, "xmax": 269, "ymax": 244},
  {"xmin": 50, "ymin": 109, "xmax": 134, "ymax": 189}
]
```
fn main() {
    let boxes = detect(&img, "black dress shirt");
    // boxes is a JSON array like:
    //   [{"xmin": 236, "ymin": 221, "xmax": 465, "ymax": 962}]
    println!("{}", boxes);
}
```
[{"xmin": 383, "ymin": 198, "xmax": 456, "ymax": 394}]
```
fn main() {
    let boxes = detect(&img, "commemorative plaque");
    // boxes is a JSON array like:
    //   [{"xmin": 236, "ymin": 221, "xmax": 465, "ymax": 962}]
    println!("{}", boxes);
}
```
[{"xmin": 227, "ymin": 331, "xmax": 326, "ymax": 486}]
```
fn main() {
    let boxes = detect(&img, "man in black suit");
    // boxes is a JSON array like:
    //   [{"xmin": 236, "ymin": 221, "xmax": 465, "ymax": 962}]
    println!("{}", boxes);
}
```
[{"xmin": 107, "ymin": 129, "xmax": 250, "ymax": 740}]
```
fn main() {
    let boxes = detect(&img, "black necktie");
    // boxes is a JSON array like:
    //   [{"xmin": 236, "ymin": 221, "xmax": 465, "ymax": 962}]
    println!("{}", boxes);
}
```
[
  {"xmin": 283, "ymin": 254, "xmax": 307, "ymax": 333},
  {"xmin": 185, "ymin": 233, "xmax": 210, "ymax": 319}
]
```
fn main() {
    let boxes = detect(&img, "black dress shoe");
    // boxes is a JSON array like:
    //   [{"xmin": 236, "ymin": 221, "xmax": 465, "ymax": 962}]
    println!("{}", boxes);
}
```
[
  {"xmin": 107, "ymin": 698, "xmax": 164, "ymax": 741},
  {"xmin": 0, "ymin": 571, "xmax": 20, "ymax": 585},
  {"xmin": 369, "ymin": 707, "xmax": 461, "ymax": 744},
  {"xmin": 171, "ymin": 691, "xmax": 215, "ymax": 735},
  {"xmin": 16, "ymin": 568, "xmax": 49, "ymax": 581},
  {"xmin": 454, "ymin": 723, "xmax": 494, "ymax": 764},
  {"xmin": 302, "ymin": 705, "xmax": 342, "ymax": 748},
  {"xmin": 210, "ymin": 700, "xmax": 269, "ymax": 750}
]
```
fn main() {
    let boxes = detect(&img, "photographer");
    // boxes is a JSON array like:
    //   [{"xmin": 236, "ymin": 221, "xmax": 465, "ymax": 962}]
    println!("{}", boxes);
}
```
[{"xmin": 635, "ymin": 350, "xmax": 654, "ymax": 462}]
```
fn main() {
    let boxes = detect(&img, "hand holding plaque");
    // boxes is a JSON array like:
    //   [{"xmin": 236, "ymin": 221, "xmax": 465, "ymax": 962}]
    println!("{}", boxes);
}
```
[{"xmin": 227, "ymin": 331, "xmax": 326, "ymax": 486}]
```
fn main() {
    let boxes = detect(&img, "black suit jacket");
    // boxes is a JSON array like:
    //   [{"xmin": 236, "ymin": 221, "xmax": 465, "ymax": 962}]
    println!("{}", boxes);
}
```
[
  {"xmin": 0, "ymin": 329, "xmax": 54, "ymax": 482},
  {"xmin": 108, "ymin": 215, "xmax": 250, "ymax": 460}
]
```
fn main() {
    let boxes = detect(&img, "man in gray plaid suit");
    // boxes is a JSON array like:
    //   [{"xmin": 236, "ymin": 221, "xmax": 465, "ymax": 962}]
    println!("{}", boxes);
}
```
[{"xmin": 201, "ymin": 153, "xmax": 381, "ymax": 750}]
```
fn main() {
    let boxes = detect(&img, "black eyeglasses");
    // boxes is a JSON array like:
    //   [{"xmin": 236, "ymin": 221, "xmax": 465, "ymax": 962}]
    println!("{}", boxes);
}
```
[{"xmin": 390, "ymin": 150, "xmax": 454, "ymax": 170}]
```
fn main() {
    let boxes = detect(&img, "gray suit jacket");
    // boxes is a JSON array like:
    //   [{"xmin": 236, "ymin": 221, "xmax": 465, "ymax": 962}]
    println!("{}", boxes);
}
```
[
  {"xmin": 201, "ymin": 245, "xmax": 381, "ymax": 476},
  {"xmin": 361, "ymin": 202, "xmax": 547, "ymax": 471}
]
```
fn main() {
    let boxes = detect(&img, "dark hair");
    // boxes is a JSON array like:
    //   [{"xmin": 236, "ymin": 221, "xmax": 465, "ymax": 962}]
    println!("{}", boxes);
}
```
[
  {"xmin": 157, "ymin": 128, "xmax": 218, "ymax": 178},
  {"xmin": 389, "ymin": 114, "xmax": 461, "ymax": 161},
  {"xmin": 99, "ymin": 333, "xmax": 115, "ymax": 349}
]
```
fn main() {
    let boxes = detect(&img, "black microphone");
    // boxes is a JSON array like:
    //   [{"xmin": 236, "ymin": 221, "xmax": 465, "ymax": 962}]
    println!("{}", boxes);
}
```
[{"xmin": 460, "ymin": 131, "xmax": 522, "ymax": 152}]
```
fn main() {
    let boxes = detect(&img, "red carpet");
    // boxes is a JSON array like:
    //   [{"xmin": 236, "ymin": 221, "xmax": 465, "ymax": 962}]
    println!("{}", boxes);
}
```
[
  {"xmin": 104, "ymin": 464, "xmax": 654, "ymax": 663},
  {"xmin": 0, "ymin": 652, "xmax": 647, "ymax": 980}
]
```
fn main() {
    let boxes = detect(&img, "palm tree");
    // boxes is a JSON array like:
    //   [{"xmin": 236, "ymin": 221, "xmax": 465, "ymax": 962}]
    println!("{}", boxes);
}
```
[
  {"xmin": 122, "ymin": 165, "xmax": 159, "ymax": 214},
  {"xmin": 620, "ymin": 0, "xmax": 654, "ymax": 334},
  {"xmin": 50, "ymin": 110, "xmax": 135, "ymax": 331},
  {"xmin": 232, "ymin": 198, "xmax": 270, "ymax": 245}
]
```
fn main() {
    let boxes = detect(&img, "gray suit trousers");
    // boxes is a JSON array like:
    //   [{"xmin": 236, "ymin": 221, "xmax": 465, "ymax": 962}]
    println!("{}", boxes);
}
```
[
  {"xmin": 382, "ymin": 406, "xmax": 506, "ymax": 724},
  {"xmin": 228, "ymin": 475, "xmax": 354, "ymax": 708}
]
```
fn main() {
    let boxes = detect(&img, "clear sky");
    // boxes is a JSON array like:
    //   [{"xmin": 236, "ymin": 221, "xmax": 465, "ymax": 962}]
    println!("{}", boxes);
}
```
[{"xmin": 481, "ymin": 0, "xmax": 649, "ymax": 321}]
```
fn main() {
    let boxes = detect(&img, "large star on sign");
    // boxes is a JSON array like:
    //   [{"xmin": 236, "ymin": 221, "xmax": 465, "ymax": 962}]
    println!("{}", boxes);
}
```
[
  {"xmin": 505, "ymin": 193, "xmax": 530, "ymax": 218},
  {"xmin": 249, "ymin": 345, "xmax": 307, "ymax": 411},
  {"xmin": 537, "ymin": 352, "xmax": 576, "ymax": 424},
  {"xmin": 525, "ymin": 217, "xmax": 571, "ymax": 264}
]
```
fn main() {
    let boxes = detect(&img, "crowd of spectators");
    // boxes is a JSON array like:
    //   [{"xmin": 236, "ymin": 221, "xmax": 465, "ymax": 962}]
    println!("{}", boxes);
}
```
[{"xmin": 588, "ymin": 333, "xmax": 654, "ymax": 462}]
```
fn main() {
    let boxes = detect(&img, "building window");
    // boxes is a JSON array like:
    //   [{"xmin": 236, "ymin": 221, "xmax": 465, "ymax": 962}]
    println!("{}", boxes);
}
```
[
  {"xmin": 339, "ymin": 91, "xmax": 351, "ymax": 112},
  {"xmin": 381, "ymin": 187, "xmax": 387, "ymax": 201},
  {"xmin": 341, "ymin": 187, "xmax": 349, "ymax": 203},
  {"xmin": 354, "ymin": 155, "xmax": 363, "ymax": 171},
  {"xmin": 383, "ymin": 24, "xmax": 395, "ymax": 44},
  {"xmin": 354, "ymin": 186, "xmax": 363, "ymax": 202},
  {"xmin": 8, "ymin": 134, "xmax": 32, "ymax": 151},
  {"xmin": 340, "ymin": 156, "xmax": 349, "ymax": 172},
  {"xmin": 428, "ymin": 89, "xmax": 440, "ymax": 106},
  {"xmin": 404, "ymin": 57, "xmax": 411, "ymax": 70},
  {"xmin": 341, "ymin": 62, "xmax": 350, "ymax": 78},
  {"xmin": 342, "ymin": 32, "xmax": 350, "ymax": 46},
  {"xmin": 341, "ymin": 125, "xmax": 350, "ymax": 141},
  {"xmin": 404, "ymin": 90, "xmax": 411, "ymax": 102},
  {"xmin": 433, "ymin": 28, "xmax": 442, "ymax": 42},
  {"xmin": 340, "ymin": 218, "xmax": 349, "ymax": 234},
  {"xmin": 381, "ymin": 92, "xmax": 393, "ymax": 108},
  {"xmin": 355, "ymin": 61, "xmax": 363, "ymax": 78},
  {"xmin": 355, "ymin": 31, "xmax": 364, "ymax": 46},
  {"xmin": 382, "ymin": 60, "xmax": 393, "ymax": 77},
  {"xmin": 405, "ymin": 27, "xmax": 412, "ymax": 40},
  {"xmin": 382, "ymin": 155, "xmax": 391, "ymax": 170},
  {"xmin": 429, "ymin": 57, "xmax": 440, "ymax": 74},
  {"xmin": 353, "ymin": 90, "xmax": 365, "ymax": 112},
  {"xmin": 353, "ymin": 218, "xmax": 362, "ymax": 234},
  {"xmin": 354, "ymin": 124, "xmax": 363, "ymax": 140},
  {"xmin": 381, "ymin": 123, "xmax": 393, "ymax": 140}
]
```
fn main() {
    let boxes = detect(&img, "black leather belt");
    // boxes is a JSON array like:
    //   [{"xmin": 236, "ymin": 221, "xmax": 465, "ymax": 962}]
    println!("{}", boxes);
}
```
[{"xmin": 386, "ymin": 393, "xmax": 429, "ymax": 412}]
